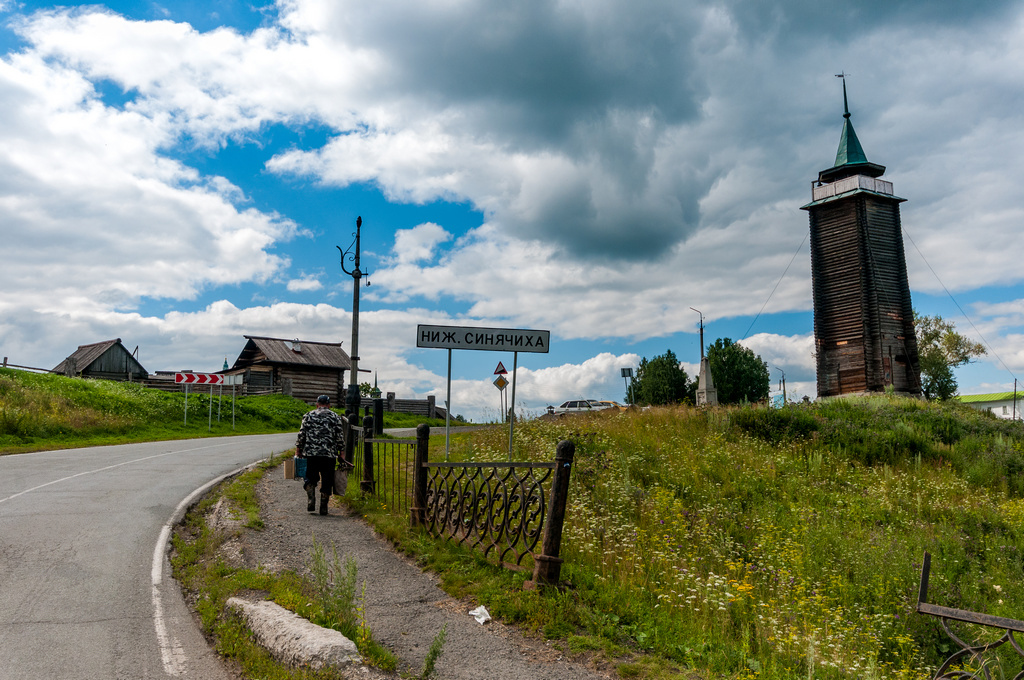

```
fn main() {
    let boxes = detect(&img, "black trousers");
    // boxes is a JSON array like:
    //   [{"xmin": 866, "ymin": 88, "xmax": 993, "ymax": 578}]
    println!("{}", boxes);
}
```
[{"xmin": 303, "ymin": 456, "xmax": 336, "ymax": 496}]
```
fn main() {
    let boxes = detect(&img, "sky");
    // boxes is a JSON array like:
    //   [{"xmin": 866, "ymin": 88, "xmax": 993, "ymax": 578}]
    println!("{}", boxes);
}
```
[{"xmin": 1, "ymin": 0, "xmax": 1024, "ymax": 422}]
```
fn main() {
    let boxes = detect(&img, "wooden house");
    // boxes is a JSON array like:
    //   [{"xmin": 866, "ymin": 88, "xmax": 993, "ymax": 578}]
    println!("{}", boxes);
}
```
[
  {"xmin": 52, "ymin": 338, "xmax": 148, "ymax": 382},
  {"xmin": 224, "ymin": 336, "xmax": 352, "ymax": 405},
  {"xmin": 800, "ymin": 80, "xmax": 921, "ymax": 398}
]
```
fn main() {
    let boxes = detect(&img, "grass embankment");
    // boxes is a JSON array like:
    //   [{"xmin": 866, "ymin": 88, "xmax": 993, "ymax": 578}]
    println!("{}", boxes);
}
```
[
  {"xmin": 0, "ymin": 367, "xmax": 456, "ymax": 453},
  {"xmin": 351, "ymin": 397, "xmax": 1024, "ymax": 680},
  {"xmin": 171, "ymin": 454, "xmax": 398, "ymax": 680}
]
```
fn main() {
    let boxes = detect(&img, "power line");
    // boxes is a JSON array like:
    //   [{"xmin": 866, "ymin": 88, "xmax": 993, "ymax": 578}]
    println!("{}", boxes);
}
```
[
  {"xmin": 742, "ymin": 233, "xmax": 807, "ymax": 341},
  {"xmin": 901, "ymin": 225, "xmax": 1016, "ymax": 381}
]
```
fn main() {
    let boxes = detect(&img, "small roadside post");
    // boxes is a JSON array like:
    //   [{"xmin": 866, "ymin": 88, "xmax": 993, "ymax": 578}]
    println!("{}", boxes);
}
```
[
  {"xmin": 493, "ymin": 373, "xmax": 508, "ymax": 422},
  {"xmin": 175, "ymin": 373, "xmax": 225, "ymax": 427}
]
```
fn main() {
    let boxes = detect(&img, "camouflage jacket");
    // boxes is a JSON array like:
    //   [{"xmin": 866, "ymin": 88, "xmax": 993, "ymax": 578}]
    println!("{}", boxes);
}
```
[{"xmin": 296, "ymin": 407, "xmax": 346, "ymax": 458}]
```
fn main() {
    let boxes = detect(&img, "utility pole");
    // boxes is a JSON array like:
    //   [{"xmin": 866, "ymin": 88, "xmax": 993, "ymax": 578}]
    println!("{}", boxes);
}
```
[{"xmin": 338, "ymin": 216, "xmax": 369, "ymax": 418}]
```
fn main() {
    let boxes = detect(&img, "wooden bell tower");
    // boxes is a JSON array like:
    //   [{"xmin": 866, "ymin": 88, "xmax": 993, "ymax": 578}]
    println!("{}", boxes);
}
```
[{"xmin": 801, "ymin": 78, "xmax": 921, "ymax": 398}]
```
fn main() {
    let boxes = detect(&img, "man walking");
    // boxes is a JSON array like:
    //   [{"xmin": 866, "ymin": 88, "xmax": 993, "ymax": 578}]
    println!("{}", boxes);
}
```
[{"xmin": 296, "ymin": 395, "xmax": 348, "ymax": 515}]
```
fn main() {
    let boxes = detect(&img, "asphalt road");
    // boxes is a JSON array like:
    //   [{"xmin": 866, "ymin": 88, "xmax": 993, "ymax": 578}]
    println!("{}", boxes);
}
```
[{"xmin": 0, "ymin": 433, "xmax": 296, "ymax": 680}]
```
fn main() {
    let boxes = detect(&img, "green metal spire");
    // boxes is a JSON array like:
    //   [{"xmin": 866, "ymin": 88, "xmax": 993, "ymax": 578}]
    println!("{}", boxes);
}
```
[
  {"xmin": 818, "ymin": 74, "xmax": 885, "ymax": 183},
  {"xmin": 834, "ymin": 77, "xmax": 868, "ymax": 167}
]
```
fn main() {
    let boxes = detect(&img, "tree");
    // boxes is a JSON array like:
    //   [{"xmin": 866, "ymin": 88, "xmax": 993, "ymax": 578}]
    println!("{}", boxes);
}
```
[
  {"xmin": 628, "ymin": 349, "xmax": 694, "ymax": 406},
  {"xmin": 914, "ymin": 313, "xmax": 986, "ymax": 400},
  {"xmin": 706, "ymin": 338, "xmax": 770, "ymax": 405}
]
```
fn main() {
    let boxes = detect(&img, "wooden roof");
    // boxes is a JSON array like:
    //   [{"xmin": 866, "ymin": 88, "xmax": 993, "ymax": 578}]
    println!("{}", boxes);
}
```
[
  {"xmin": 52, "ymin": 338, "xmax": 148, "ymax": 375},
  {"xmin": 229, "ymin": 336, "xmax": 351, "ymax": 371}
]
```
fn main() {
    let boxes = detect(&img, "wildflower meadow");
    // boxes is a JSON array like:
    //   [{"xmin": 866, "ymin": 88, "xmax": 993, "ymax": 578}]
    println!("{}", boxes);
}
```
[{"xmin": 448, "ymin": 397, "xmax": 1024, "ymax": 679}]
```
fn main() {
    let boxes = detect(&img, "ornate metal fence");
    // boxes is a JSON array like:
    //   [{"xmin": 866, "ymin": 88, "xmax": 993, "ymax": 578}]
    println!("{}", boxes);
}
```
[
  {"xmin": 350, "ymin": 421, "xmax": 576, "ymax": 586},
  {"xmin": 410, "ymin": 427, "xmax": 575, "ymax": 586},
  {"xmin": 422, "ymin": 460, "xmax": 554, "ymax": 565},
  {"xmin": 916, "ymin": 551, "xmax": 1024, "ymax": 679}
]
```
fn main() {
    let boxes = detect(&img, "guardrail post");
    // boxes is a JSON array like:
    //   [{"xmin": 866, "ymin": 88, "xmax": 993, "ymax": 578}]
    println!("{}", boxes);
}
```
[
  {"xmin": 410, "ymin": 424, "xmax": 430, "ymax": 527},
  {"xmin": 529, "ymin": 439, "xmax": 575, "ymax": 588},
  {"xmin": 361, "ymin": 415, "xmax": 375, "ymax": 492}
]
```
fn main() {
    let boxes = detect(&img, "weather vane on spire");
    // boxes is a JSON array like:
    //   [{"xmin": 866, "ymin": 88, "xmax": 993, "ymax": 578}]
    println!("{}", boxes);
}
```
[{"xmin": 835, "ymin": 71, "xmax": 852, "ymax": 118}]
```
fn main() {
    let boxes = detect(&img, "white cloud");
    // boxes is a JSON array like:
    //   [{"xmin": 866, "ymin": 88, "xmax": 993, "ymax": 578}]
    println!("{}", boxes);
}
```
[
  {"xmin": 2, "ymin": 0, "xmax": 1024, "ymax": 411},
  {"xmin": 0, "ymin": 44, "xmax": 297, "ymax": 320},
  {"xmin": 740, "ymin": 333, "xmax": 816, "ymax": 381},
  {"xmin": 286, "ymin": 276, "xmax": 323, "ymax": 292},
  {"xmin": 390, "ymin": 223, "xmax": 452, "ymax": 265}
]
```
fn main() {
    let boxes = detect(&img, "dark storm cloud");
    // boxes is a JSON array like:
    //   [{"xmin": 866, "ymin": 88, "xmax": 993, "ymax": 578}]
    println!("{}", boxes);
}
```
[
  {"xmin": 284, "ymin": 0, "xmax": 1022, "ymax": 264},
  {"xmin": 349, "ymin": 0, "xmax": 707, "ymax": 148},
  {"xmin": 719, "ymin": 0, "xmax": 1019, "ymax": 47}
]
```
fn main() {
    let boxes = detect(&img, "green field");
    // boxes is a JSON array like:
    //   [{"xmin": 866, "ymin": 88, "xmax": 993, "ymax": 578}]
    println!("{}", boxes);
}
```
[
  {"xmin": 0, "ymin": 368, "xmax": 453, "ymax": 453},
  {"xmin": 7, "ymin": 366, "xmax": 1024, "ymax": 678},
  {"xmin": 354, "ymin": 396, "xmax": 1024, "ymax": 679}
]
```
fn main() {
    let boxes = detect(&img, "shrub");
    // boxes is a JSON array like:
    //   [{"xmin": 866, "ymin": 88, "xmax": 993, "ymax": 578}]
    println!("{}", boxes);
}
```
[{"xmin": 730, "ymin": 405, "xmax": 818, "ymax": 444}]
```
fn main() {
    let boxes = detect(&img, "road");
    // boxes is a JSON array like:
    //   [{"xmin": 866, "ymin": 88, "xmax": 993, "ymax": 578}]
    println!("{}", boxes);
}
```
[{"xmin": 0, "ymin": 433, "xmax": 296, "ymax": 680}]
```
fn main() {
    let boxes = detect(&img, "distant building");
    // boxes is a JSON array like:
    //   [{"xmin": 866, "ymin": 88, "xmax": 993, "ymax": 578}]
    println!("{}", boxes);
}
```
[
  {"xmin": 52, "ymin": 338, "xmax": 148, "ymax": 382},
  {"xmin": 223, "ymin": 335, "xmax": 352, "ymax": 406},
  {"xmin": 957, "ymin": 391, "xmax": 1023, "ymax": 420},
  {"xmin": 801, "ymin": 79, "xmax": 921, "ymax": 398}
]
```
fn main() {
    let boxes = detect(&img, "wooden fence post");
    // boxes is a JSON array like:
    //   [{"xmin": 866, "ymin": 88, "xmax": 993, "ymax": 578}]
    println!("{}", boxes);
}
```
[
  {"xmin": 360, "ymin": 415, "xmax": 375, "ymax": 492},
  {"xmin": 529, "ymin": 439, "xmax": 575, "ymax": 588},
  {"xmin": 410, "ymin": 424, "xmax": 430, "ymax": 527}
]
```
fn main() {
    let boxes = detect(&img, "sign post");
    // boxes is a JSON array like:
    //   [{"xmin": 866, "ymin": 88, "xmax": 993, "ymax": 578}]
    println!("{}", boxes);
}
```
[
  {"xmin": 493, "ymin": 374, "xmax": 508, "ymax": 425},
  {"xmin": 175, "ymin": 373, "xmax": 225, "ymax": 427},
  {"xmin": 494, "ymin": 363, "xmax": 508, "ymax": 424},
  {"xmin": 417, "ymin": 325, "xmax": 550, "ymax": 459}
]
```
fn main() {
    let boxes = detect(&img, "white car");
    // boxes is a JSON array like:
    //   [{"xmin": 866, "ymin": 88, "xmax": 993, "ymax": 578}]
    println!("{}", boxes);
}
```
[{"xmin": 550, "ymin": 399, "xmax": 613, "ymax": 414}]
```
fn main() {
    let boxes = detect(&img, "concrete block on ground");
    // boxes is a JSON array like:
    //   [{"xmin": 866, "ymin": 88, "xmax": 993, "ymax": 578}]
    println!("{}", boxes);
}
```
[{"xmin": 226, "ymin": 596, "xmax": 360, "ymax": 670}]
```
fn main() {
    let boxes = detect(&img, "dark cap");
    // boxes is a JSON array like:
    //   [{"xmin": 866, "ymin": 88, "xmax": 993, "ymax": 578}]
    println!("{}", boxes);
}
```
[{"xmin": 316, "ymin": 395, "xmax": 330, "ymax": 405}]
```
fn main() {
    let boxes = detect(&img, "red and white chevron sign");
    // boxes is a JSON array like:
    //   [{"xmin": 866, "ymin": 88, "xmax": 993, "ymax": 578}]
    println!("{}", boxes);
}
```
[{"xmin": 174, "ymin": 372, "xmax": 224, "ymax": 385}]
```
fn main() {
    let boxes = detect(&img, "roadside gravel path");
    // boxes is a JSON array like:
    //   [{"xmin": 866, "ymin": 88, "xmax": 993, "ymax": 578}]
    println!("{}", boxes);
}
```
[{"xmin": 235, "ymin": 464, "xmax": 613, "ymax": 680}]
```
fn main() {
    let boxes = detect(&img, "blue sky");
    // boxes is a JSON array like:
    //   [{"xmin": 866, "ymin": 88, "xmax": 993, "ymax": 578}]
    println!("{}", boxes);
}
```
[{"xmin": 2, "ymin": 0, "xmax": 1023, "ymax": 421}]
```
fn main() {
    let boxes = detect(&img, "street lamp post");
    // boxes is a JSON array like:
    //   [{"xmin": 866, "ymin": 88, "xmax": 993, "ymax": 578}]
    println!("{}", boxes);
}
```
[
  {"xmin": 338, "ymin": 216, "xmax": 369, "ymax": 420},
  {"xmin": 690, "ymin": 307, "xmax": 705, "ymax": 358}
]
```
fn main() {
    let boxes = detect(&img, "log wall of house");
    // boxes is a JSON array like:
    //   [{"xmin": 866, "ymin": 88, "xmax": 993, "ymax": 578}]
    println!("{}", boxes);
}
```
[
  {"xmin": 275, "ymin": 366, "xmax": 345, "ymax": 405},
  {"xmin": 808, "ymin": 191, "xmax": 920, "ymax": 398}
]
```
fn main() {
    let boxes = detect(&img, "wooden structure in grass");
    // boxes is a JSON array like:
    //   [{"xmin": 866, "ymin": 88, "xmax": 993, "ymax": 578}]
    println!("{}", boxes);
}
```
[
  {"xmin": 52, "ymin": 338, "xmax": 148, "ymax": 382},
  {"xmin": 224, "ymin": 335, "xmax": 351, "ymax": 406},
  {"xmin": 801, "ymin": 78, "xmax": 921, "ymax": 398}
]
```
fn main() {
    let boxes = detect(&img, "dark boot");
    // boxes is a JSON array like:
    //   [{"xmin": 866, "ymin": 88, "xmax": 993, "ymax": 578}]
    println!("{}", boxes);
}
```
[
  {"xmin": 319, "ymin": 490, "xmax": 330, "ymax": 516},
  {"xmin": 306, "ymin": 484, "xmax": 316, "ymax": 512}
]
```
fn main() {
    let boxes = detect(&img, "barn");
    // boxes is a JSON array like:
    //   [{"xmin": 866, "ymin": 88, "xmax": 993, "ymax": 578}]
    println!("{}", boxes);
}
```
[
  {"xmin": 52, "ymin": 338, "xmax": 149, "ymax": 382},
  {"xmin": 224, "ymin": 336, "xmax": 352, "ymax": 406}
]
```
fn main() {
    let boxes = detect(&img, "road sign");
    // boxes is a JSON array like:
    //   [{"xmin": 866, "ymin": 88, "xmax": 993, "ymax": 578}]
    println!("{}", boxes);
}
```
[
  {"xmin": 493, "ymin": 375, "xmax": 508, "ymax": 391},
  {"xmin": 174, "ymin": 372, "xmax": 224, "ymax": 385},
  {"xmin": 416, "ymin": 324, "xmax": 550, "ymax": 353},
  {"xmin": 494, "ymin": 362, "xmax": 508, "ymax": 375}
]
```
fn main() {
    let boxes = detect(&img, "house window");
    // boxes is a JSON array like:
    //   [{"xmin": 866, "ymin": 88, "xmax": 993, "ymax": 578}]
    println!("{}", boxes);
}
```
[{"xmin": 1003, "ymin": 406, "xmax": 1009, "ymax": 415}]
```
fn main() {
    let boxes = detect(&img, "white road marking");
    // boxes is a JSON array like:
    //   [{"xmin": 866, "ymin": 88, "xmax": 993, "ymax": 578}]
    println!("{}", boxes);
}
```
[
  {"xmin": 0, "ymin": 441, "xmax": 237, "ymax": 506},
  {"xmin": 1, "ymin": 439, "xmax": 286, "ymax": 677},
  {"xmin": 151, "ymin": 460, "xmax": 264, "ymax": 676}
]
